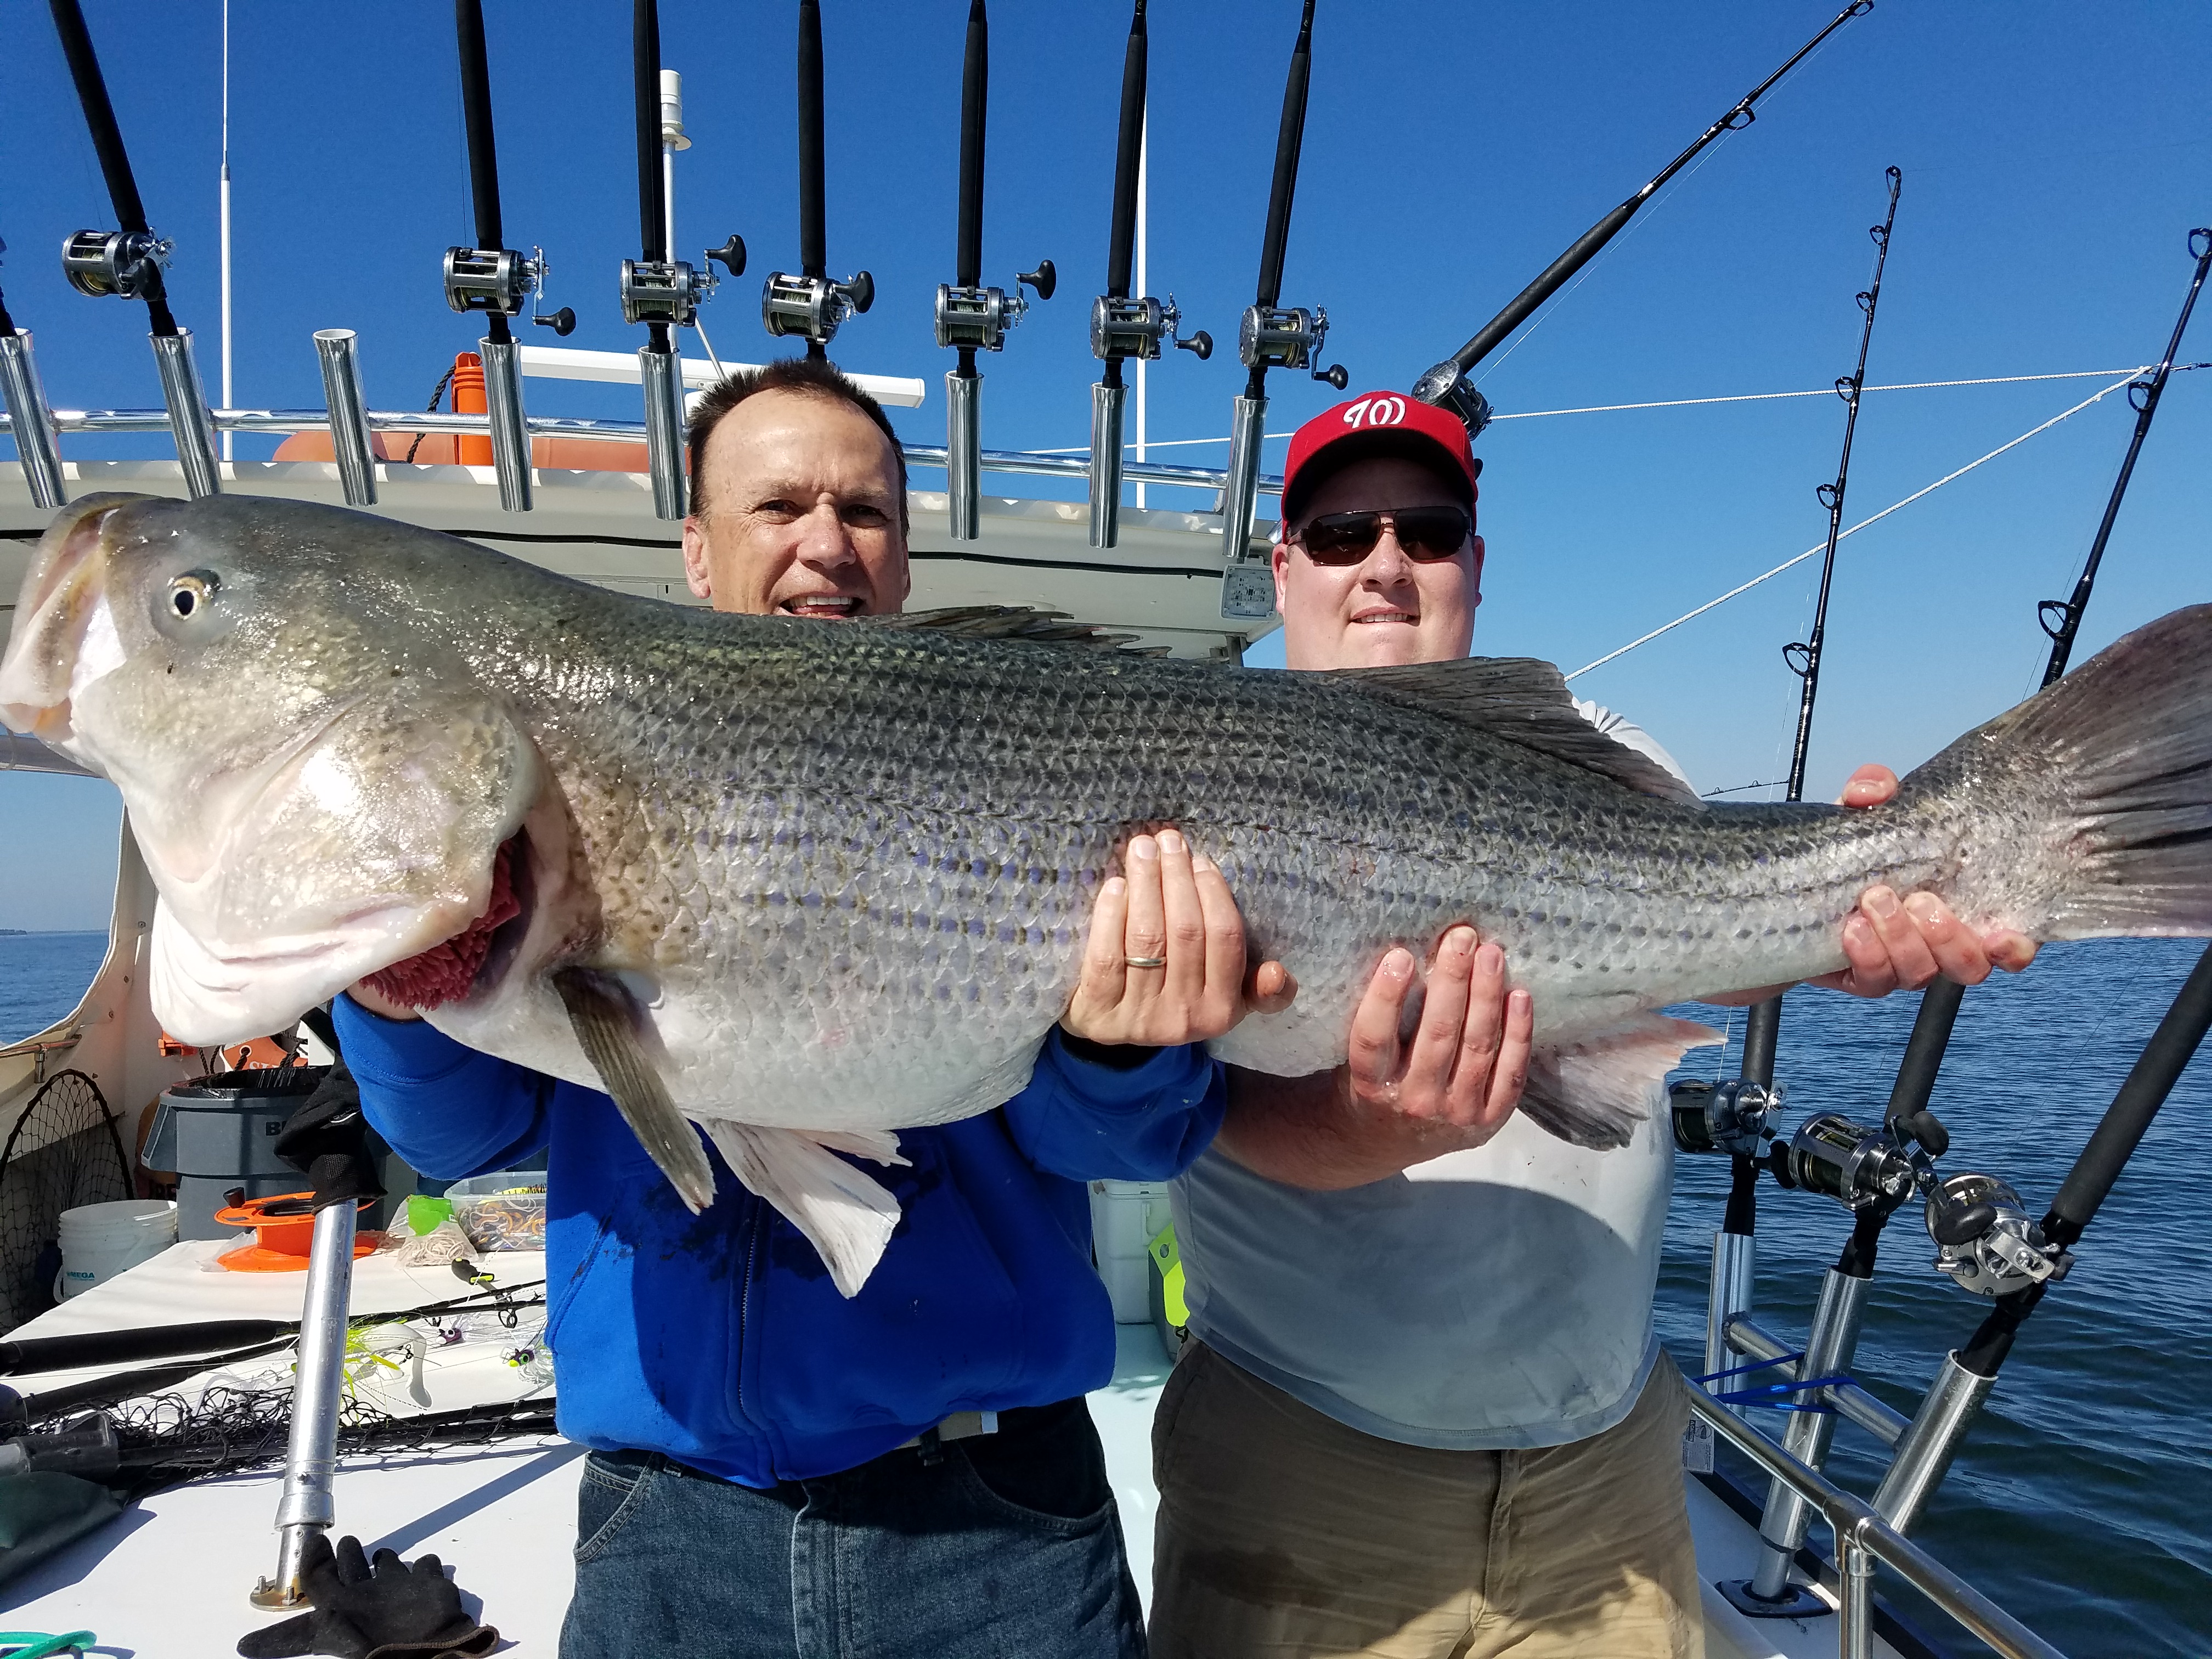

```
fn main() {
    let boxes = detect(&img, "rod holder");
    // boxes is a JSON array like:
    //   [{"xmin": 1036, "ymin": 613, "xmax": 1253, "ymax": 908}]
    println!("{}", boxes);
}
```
[
  {"xmin": 312, "ymin": 330, "xmax": 377, "ymax": 508},
  {"xmin": 1871, "ymin": 1350, "xmax": 1995, "ymax": 1535},
  {"xmin": 0, "ymin": 332, "xmax": 68, "ymax": 509},
  {"xmin": 1088, "ymin": 380, "xmax": 1126, "ymax": 549},
  {"xmin": 150, "ymin": 328, "xmax": 221, "ymax": 498},
  {"xmin": 1705, "ymin": 1229, "xmax": 1756, "ymax": 1420},
  {"xmin": 249, "ymin": 1199, "xmax": 358, "ymax": 1610},
  {"xmin": 479, "ymin": 336, "xmax": 533, "ymax": 512},
  {"xmin": 1742, "ymin": 1267, "xmax": 1872, "ymax": 1606},
  {"xmin": 640, "ymin": 345, "xmax": 686, "ymax": 520},
  {"xmin": 946, "ymin": 371, "xmax": 981, "ymax": 541},
  {"xmin": 1217, "ymin": 394, "xmax": 1271, "ymax": 619}
]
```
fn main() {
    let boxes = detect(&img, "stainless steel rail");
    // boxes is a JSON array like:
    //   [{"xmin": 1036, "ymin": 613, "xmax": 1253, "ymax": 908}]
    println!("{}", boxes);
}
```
[
  {"xmin": 1723, "ymin": 1313, "xmax": 1911, "ymax": 1447},
  {"xmin": 2, "ymin": 408, "xmax": 1279, "ymax": 499},
  {"xmin": 1690, "ymin": 1392, "xmax": 2066, "ymax": 1659}
]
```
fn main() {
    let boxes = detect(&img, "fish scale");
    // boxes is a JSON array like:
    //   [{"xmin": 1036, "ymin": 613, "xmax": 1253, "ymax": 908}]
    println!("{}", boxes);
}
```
[{"xmin": 6, "ymin": 495, "xmax": 2206, "ymax": 1294}]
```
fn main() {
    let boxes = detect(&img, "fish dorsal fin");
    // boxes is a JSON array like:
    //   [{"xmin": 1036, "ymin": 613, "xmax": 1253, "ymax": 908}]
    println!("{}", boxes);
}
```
[
  {"xmin": 868, "ymin": 605, "xmax": 1156, "ymax": 653},
  {"xmin": 1330, "ymin": 656, "xmax": 1699, "ymax": 804}
]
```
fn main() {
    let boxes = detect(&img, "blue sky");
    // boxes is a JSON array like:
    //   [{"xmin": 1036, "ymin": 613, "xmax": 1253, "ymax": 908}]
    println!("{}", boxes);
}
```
[{"xmin": 2, "ymin": 1, "xmax": 2207, "ymax": 929}]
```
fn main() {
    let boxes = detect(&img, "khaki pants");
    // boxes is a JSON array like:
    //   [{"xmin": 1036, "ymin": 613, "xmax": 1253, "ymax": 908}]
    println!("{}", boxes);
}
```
[{"xmin": 1150, "ymin": 1341, "xmax": 1703, "ymax": 1659}]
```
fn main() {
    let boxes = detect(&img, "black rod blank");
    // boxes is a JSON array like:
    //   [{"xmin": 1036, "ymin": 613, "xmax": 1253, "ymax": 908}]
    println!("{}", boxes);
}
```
[
  {"xmin": 456, "ymin": 0, "xmax": 512, "ymax": 347},
  {"xmin": 2038, "ymin": 227, "xmax": 2212, "ymax": 687},
  {"xmin": 956, "ymin": 1, "xmax": 988, "ymax": 293},
  {"xmin": 798, "ymin": 0, "xmax": 827, "ymax": 281},
  {"xmin": 1105, "ymin": 1, "xmax": 1148, "ymax": 302},
  {"xmin": 47, "ymin": 0, "xmax": 178, "ymax": 335},
  {"xmin": 0, "ymin": 1319, "xmax": 292, "ymax": 1378},
  {"xmin": 1783, "ymin": 166, "xmax": 1902, "ymax": 803},
  {"xmin": 1957, "ymin": 943, "xmax": 2212, "ymax": 1378},
  {"xmin": 1436, "ymin": 0, "xmax": 1873, "ymax": 379},
  {"xmin": 1252, "ymin": 0, "xmax": 1316, "ymax": 314},
  {"xmin": 633, "ymin": 0, "xmax": 672, "ymax": 353}
]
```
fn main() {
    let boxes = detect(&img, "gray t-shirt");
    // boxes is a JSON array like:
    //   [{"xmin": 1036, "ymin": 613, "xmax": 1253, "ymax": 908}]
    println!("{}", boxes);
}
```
[{"xmin": 1173, "ymin": 705, "xmax": 1692, "ymax": 1451}]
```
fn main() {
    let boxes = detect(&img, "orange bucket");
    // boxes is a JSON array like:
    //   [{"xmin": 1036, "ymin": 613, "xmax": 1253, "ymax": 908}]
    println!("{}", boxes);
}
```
[{"xmin": 211, "ymin": 1192, "xmax": 380, "ymax": 1273}]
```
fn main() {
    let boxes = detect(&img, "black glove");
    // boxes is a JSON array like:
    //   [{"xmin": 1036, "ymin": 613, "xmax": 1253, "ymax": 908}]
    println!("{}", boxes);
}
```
[
  {"xmin": 273, "ymin": 1063, "xmax": 386, "ymax": 1210},
  {"xmin": 237, "ymin": 1531, "xmax": 498, "ymax": 1659}
]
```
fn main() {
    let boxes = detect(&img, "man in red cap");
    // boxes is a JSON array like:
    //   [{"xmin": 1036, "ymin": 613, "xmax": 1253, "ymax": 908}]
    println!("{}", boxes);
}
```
[{"xmin": 1148, "ymin": 392, "xmax": 2036, "ymax": 1658}]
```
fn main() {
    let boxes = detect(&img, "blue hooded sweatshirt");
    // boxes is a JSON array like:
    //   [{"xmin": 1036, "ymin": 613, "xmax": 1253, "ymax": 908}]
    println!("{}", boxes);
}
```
[{"xmin": 335, "ymin": 998, "xmax": 1221, "ymax": 1487}]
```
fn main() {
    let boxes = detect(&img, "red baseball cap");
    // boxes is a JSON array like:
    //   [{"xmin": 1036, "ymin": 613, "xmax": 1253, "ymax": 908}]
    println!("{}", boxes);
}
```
[{"xmin": 1278, "ymin": 392, "xmax": 1481, "ymax": 526}]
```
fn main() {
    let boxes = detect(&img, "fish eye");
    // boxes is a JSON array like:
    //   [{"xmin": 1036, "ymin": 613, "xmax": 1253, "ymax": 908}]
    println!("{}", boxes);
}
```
[{"xmin": 167, "ymin": 571, "xmax": 218, "ymax": 619}]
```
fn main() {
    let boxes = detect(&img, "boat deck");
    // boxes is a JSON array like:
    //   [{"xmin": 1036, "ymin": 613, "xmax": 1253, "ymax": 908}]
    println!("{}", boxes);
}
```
[{"xmin": 2, "ymin": 1243, "xmax": 1884, "ymax": 1657}]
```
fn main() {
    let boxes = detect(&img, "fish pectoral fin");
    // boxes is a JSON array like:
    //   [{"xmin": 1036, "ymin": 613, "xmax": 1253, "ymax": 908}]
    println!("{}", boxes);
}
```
[
  {"xmin": 1521, "ymin": 1014, "xmax": 1726, "ymax": 1150},
  {"xmin": 804, "ymin": 1128, "xmax": 910, "ymax": 1168},
  {"xmin": 552, "ymin": 966, "xmax": 716, "ymax": 1215},
  {"xmin": 700, "ymin": 1122, "xmax": 904, "ymax": 1299}
]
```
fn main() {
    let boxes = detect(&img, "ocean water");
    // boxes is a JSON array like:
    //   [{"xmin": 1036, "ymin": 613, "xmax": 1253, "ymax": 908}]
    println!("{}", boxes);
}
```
[
  {"xmin": 0, "ymin": 929, "xmax": 2203, "ymax": 1651},
  {"xmin": 1658, "ymin": 938, "xmax": 2212, "ymax": 1657},
  {"xmin": 0, "ymin": 931, "xmax": 110, "ymax": 1047}
]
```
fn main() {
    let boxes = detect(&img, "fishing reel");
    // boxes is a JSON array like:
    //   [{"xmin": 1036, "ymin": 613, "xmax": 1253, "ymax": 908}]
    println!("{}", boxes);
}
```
[
  {"xmin": 1669, "ymin": 1078, "xmax": 1788, "ymax": 1160},
  {"xmin": 1090, "ymin": 294, "xmax": 1211, "ymax": 364},
  {"xmin": 1237, "ymin": 303, "xmax": 1346, "ymax": 390},
  {"xmin": 1769, "ymin": 1112, "xmax": 1925, "ymax": 1216},
  {"xmin": 1410, "ymin": 358, "xmax": 1496, "ymax": 439},
  {"xmin": 761, "ymin": 268, "xmax": 875, "ymax": 346},
  {"xmin": 443, "ymin": 245, "xmax": 577, "ymax": 336},
  {"xmin": 935, "ymin": 262, "xmax": 1056, "ymax": 353},
  {"xmin": 624, "ymin": 236, "xmax": 745, "ymax": 330},
  {"xmin": 60, "ymin": 227, "xmax": 171, "ymax": 300},
  {"xmin": 1923, "ymin": 1172, "xmax": 2073, "ymax": 1297}
]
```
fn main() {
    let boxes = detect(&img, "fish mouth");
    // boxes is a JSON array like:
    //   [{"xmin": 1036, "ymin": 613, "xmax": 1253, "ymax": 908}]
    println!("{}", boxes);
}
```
[{"xmin": 0, "ymin": 497, "xmax": 133, "ymax": 742}]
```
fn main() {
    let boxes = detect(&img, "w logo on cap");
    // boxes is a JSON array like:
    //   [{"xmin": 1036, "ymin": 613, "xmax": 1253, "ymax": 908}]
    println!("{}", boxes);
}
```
[{"xmin": 1341, "ymin": 395, "xmax": 1408, "ymax": 430}]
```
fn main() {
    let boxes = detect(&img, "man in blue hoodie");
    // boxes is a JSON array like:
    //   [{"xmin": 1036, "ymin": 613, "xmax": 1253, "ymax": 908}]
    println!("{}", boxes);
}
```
[{"xmin": 338, "ymin": 358, "xmax": 1280, "ymax": 1658}]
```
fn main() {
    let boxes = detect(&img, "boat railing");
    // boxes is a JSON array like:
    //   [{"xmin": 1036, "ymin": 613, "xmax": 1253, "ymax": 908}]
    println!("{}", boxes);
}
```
[
  {"xmin": 0, "ymin": 407, "xmax": 1278, "ymax": 502},
  {"xmin": 1689, "ymin": 1390, "xmax": 2066, "ymax": 1659}
]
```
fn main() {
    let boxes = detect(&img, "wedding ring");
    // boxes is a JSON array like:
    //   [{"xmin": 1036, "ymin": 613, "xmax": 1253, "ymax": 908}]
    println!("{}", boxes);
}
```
[{"xmin": 1122, "ymin": 955, "xmax": 1169, "ymax": 969}]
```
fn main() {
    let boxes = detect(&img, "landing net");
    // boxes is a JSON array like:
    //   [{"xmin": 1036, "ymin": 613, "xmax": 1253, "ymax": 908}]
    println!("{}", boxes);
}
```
[{"xmin": 0, "ymin": 1071, "xmax": 132, "ymax": 1334}]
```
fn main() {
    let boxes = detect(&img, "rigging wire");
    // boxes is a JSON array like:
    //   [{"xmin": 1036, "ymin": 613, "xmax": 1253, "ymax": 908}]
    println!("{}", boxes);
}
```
[
  {"xmin": 1020, "ymin": 365, "xmax": 2190, "ymax": 454},
  {"xmin": 1563, "ymin": 368, "xmax": 2158, "ymax": 681}
]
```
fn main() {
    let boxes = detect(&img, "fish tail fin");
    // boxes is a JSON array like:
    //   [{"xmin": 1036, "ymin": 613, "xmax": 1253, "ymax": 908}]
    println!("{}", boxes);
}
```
[
  {"xmin": 1522, "ymin": 1013, "xmax": 1725, "ymax": 1150},
  {"xmin": 701, "ymin": 1122, "xmax": 905, "ymax": 1298},
  {"xmin": 1924, "ymin": 604, "xmax": 2212, "ymax": 941}
]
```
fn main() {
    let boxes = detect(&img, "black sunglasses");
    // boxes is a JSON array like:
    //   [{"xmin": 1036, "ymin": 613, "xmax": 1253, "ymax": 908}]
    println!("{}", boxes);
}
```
[{"xmin": 1291, "ymin": 505, "xmax": 1471, "ymax": 565}]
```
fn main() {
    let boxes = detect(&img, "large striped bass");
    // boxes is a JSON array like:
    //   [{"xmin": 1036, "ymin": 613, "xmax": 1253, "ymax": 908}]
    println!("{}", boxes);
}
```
[{"xmin": 5, "ymin": 494, "xmax": 2208, "ymax": 1292}]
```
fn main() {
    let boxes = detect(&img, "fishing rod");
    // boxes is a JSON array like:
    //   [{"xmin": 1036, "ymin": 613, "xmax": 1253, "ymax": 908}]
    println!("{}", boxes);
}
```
[
  {"xmin": 1677, "ymin": 181, "xmax": 1905, "ymax": 1544},
  {"xmin": 47, "ymin": 0, "xmax": 222, "ymax": 498},
  {"xmin": 437, "ymin": 0, "xmax": 571, "ymax": 514},
  {"xmin": 1219, "ymin": 0, "xmax": 1346, "ymax": 622},
  {"xmin": 620, "ymin": 0, "xmax": 725, "ymax": 520},
  {"xmin": 0, "ymin": 1279, "xmax": 550, "ymax": 1380},
  {"xmin": 761, "ymin": 0, "xmax": 874, "ymax": 362},
  {"xmin": 0, "ymin": 245, "xmax": 69, "ymax": 509},
  {"xmin": 1877, "ymin": 225, "xmax": 2212, "ymax": 1167},
  {"xmin": 1085, "ymin": 0, "xmax": 1210, "ymax": 550},
  {"xmin": 1846, "ymin": 227, "xmax": 2212, "ymax": 1536},
  {"xmin": 1409, "ymin": 0, "xmax": 1877, "ymax": 438},
  {"xmin": 934, "ymin": 1, "xmax": 1056, "ymax": 542}
]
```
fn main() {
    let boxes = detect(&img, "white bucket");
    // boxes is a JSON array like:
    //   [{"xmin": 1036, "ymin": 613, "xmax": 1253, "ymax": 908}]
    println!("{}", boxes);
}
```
[
  {"xmin": 55, "ymin": 1198, "xmax": 177, "ymax": 1301},
  {"xmin": 1090, "ymin": 1180, "xmax": 1173, "ymax": 1324}
]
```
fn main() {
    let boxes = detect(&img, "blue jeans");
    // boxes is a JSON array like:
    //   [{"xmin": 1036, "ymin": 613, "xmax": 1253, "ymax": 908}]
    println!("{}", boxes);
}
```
[{"xmin": 560, "ymin": 1398, "xmax": 1148, "ymax": 1658}]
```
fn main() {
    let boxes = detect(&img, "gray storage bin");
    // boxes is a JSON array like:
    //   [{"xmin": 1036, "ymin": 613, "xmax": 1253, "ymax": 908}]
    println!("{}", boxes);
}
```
[{"xmin": 146, "ymin": 1067, "xmax": 329, "ymax": 1240}]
